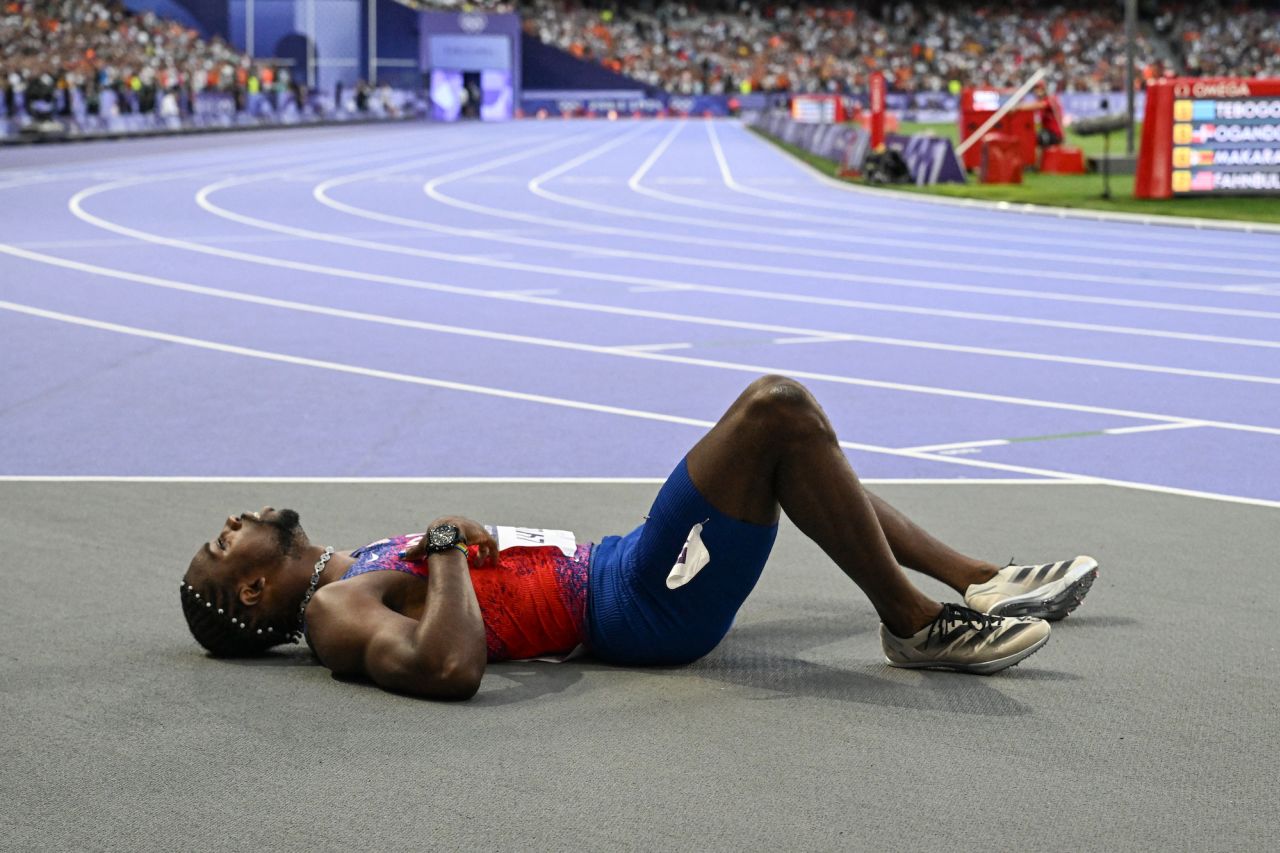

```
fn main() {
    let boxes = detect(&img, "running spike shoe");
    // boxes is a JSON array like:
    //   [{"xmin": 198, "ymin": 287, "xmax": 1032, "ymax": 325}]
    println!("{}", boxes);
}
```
[
  {"xmin": 965, "ymin": 556, "xmax": 1098, "ymax": 621},
  {"xmin": 880, "ymin": 604, "xmax": 1050, "ymax": 675}
]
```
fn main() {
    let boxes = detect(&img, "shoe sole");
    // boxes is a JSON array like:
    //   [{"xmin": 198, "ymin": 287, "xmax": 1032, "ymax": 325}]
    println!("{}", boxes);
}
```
[
  {"xmin": 884, "ymin": 632, "xmax": 1050, "ymax": 676},
  {"xmin": 988, "ymin": 563, "xmax": 1098, "ymax": 622}
]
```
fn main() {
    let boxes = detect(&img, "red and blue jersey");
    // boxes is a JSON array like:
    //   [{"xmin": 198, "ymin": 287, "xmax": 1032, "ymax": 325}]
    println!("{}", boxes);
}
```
[{"xmin": 342, "ymin": 534, "xmax": 591, "ymax": 662}]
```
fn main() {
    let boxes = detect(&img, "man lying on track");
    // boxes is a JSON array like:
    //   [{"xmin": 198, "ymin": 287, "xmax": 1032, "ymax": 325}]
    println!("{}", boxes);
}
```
[{"xmin": 180, "ymin": 375, "xmax": 1097, "ymax": 700}]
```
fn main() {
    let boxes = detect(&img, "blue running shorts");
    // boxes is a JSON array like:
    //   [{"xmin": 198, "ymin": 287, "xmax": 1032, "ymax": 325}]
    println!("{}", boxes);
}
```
[{"xmin": 585, "ymin": 458, "xmax": 779, "ymax": 666}]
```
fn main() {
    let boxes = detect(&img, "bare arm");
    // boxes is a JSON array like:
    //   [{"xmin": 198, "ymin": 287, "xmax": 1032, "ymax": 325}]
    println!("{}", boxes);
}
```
[{"xmin": 307, "ymin": 521, "xmax": 488, "ymax": 700}]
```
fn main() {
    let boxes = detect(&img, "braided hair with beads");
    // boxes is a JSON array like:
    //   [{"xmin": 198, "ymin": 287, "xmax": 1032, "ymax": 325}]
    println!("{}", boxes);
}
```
[{"xmin": 179, "ymin": 580, "xmax": 296, "ymax": 657}]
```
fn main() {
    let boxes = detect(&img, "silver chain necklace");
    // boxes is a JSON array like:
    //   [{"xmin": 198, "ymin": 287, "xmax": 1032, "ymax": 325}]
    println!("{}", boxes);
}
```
[{"xmin": 294, "ymin": 545, "xmax": 334, "ymax": 637}]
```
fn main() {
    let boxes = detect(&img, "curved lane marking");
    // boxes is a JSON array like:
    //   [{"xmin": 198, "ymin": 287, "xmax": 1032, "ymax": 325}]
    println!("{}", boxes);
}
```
[
  {"xmin": 8, "ymin": 233, "xmax": 1280, "ymax": 438},
  {"xmin": 6, "ymin": 296, "xmax": 1280, "ymax": 510}
]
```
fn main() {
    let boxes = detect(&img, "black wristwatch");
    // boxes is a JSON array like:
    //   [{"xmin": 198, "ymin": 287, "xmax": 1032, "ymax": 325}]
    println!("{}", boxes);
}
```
[{"xmin": 426, "ymin": 523, "xmax": 468, "ymax": 555}]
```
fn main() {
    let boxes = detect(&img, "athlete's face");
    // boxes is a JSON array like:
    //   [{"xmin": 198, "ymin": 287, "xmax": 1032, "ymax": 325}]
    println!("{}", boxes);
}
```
[{"xmin": 188, "ymin": 507, "xmax": 306, "ymax": 587}]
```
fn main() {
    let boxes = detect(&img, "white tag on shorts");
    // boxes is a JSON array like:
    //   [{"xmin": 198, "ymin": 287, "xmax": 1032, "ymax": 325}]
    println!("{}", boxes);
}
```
[
  {"xmin": 666, "ymin": 522, "xmax": 711, "ymax": 589},
  {"xmin": 485, "ymin": 525, "xmax": 578, "ymax": 557}
]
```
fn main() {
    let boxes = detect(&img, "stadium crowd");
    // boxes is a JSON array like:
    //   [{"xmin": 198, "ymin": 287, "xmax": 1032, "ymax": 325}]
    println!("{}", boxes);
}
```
[
  {"xmin": 1160, "ymin": 2, "xmax": 1280, "ymax": 79},
  {"xmin": 4, "ymin": 0, "xmax": 1277, "ymax": 123},
  {"xmin": 519, "ymin": 1, "xmax": 1279, "ymax": 94},
  {"xmin": 2, "ymin": 0, "xmax": 274, "ymax": 120}
]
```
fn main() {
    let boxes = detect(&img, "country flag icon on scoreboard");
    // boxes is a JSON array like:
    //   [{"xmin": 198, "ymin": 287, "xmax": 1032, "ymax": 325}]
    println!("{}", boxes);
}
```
[
  {"xmin": 1173, "ymin": 100, "xmax": 1217, "ymax": 122},
  {"xmin": 1171, "ymin": 171, "xmax": 1215, "ymax": 193},
  {"xmin": 1191, "ymin": 124, "xmax": 1215, "ymax": 144},
  {"xmin": 1175, "ymin": 148, "xmax": 1215, "ymax": 168}
]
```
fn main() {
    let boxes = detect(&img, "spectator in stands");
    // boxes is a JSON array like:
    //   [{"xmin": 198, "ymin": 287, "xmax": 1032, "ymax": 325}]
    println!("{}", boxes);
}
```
[
  {"xmin": 1168, "ymin": 1, "xmax": 1280, "ymax": 79},
  {"xmin": 507, "ymin": 0, "xmax": 1278, "ymax": 97},
  {"xmin": 1, "ymin": 0, "xmax": 267, "ymax": 121}
]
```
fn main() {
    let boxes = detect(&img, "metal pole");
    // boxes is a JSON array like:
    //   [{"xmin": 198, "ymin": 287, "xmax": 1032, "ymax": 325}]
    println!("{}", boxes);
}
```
[
  {"xmin": 368, "ymin": 0, "xmax": 377, "ymax": 84},
  {"xmin": 307, "ymin": 0, "xmax": 316, "ymax": 89},
  {"xmin": 955, "ymin": 67, "xmax": 1047, "ymax": 156},
  {"xmin": 1125, "ymin": 0, "xmax": 1136, "ymax": 154},
  {"xmin": 246, "ymin": 0, "xmax": 255, "ymax": 58}
]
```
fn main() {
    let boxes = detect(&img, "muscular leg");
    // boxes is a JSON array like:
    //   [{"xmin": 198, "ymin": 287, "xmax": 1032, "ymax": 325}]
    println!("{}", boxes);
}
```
[
  {"xmin": 685, "ymin": 375, "xmax": 986, "ymax": 637},
  {"xmin": 866, "ymin": 493, "xmax": 999, "ymax": 594}
]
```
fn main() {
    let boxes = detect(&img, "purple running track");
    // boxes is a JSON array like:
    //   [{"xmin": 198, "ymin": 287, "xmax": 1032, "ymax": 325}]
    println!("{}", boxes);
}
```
[{"xmin": 1, "ymin": 120, "xmax": 1278, "ymax": 504}]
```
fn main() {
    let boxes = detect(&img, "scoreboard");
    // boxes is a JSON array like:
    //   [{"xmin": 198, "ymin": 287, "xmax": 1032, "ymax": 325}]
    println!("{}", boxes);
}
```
[
  {"xmin": 791, "ymin": 94, "xmax": 844, "ymax": 124},
  {"xmin": 1136, "ymin": 77, "xmax": 1280, "ymax": 198}
]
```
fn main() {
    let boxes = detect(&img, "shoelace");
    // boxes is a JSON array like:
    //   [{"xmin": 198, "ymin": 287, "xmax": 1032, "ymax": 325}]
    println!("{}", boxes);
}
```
[{"xmin": 927, "ymin": 603, "xmax": 1002, "ymax": 645}]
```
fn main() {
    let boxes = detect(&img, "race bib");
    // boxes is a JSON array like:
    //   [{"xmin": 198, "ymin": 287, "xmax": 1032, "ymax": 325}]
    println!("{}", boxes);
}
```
[{"xmin": 484, "ymin": 525, "xmax": 578, "ymax": 557}]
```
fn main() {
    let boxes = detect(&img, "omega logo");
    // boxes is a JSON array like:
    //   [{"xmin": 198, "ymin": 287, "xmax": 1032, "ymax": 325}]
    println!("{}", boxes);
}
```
[
  {"xmin": 1175, "ymin": 80, "xmax": 1251, "ymax": 98},
  {"xmin": 458, "ymin": 13, "xmax": 487, "ymax": 33}
]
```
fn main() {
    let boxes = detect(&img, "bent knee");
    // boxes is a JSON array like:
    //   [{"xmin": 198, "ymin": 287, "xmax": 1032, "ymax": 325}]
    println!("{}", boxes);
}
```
[
  {"xmin": 741, "ymin": 375, "xmax": 831, "ymax": 439},
  {"xmin": 744, "ymin": 374, "xmax": 811, "ymax": 406}
]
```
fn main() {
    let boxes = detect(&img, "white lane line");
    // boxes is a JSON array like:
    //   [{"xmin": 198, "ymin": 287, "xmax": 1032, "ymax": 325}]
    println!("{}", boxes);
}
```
[
  {"xmin": 0, "ymin": 173, "xmax": 111, "ymax": 192},
  {"xmin": 903, "ymin": 420, "xmax": 1212, "ymax": 452},
  {"xmin": 0, "ymin": 141, "xmax": 352, "ymax": 202},
  {"xmin": 485, "ymin": 136, "xmax": 1280, "ymax": 314},
  {"xmin": 901, "ymin": 439, "xmax": 1014, "ymax": 453},
  {"xmin": 10, "ymin": 229, "xmax": 438, "ymax": 251},
  {"xmin": 604, "ymin": 119, "xmax": 1280, "ymax": 282},
  {"xmin": 773, "ymin": 334, "xmax": 855, "ymax": 345},
  {"xmin": 41, "ymin": 143, "xmax": 1245, "ymax": 379},
  {"xmin": 8, "ymin": 297, "xmax": 1280, "ymax": 511},
  {"xmin": 527, "ymin": 124, "xmax": 1276, "ymax": 296},
  {"xmin": 1223, "ymin": 285, "xmax": 1280, "ymax": 295},
  {"xmin": 244, "ymin": 130, "xmax": 1280, "ymax": 331},
  {"xmin": 30, "ymin": 143, "xmax": 1280, "ymax": 426},
  {"xmin": 528, "ymin": 126, "xmax": 1279, "ymax": 300},
  {"xmin": 0, "ymin": 296, "xmax": 716, "ymax": 423},
  {"xmin": 32, "ymin": 151, "xmax": 1280, "ymax": 433},
  {"xmin": 1103, "ymin": 421, "xmax": 1208, "ymax": 435},
  {"xmin": 0, "ymin": 295, "xmax": 1085, "ymax": 479},
  {"xmin": 610, "ymin": 342, "xmax": 693, "ymax": 352},
  {"xmin": 332, "ymin": 161, "xmax": 1280, "ymax": 346},
  {"xmin": 70, "ymin": 165, "xmax": 1280, "ymax": 387},
  {"xmin": 8, "ymin": 239, "xmax": 1280, "ymax": 441},
  {"xmin": 330, "ymin": 132, "xmax": 1280, "ymax": 324},
  {"xmin": 46, "ymin": 153, "xmax": 1280, "ymax": 413}
]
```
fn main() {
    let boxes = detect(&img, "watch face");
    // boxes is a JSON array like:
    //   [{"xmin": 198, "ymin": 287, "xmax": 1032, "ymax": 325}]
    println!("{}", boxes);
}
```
[{"xmin": 429, "ymin": 524, "xmax": 459, "ymax": 549}]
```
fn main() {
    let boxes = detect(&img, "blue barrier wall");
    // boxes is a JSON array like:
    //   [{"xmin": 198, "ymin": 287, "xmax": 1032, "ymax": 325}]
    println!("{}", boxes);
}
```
[
  {"xmin": 375, "ymin": 0, "xmax": 422, "ymax": 89},
  {"xmin": 122, "ymin": 0, "xmax": 206, "ymax": 31},
  {"xmin": 126, "ymin": 0, "xmax": 403, "ymax": 92},
  {"xmin": 125, "ymin": 0, "xmax": 228, "ymax": 39},
  {"xmin": 521, "ymin": 34, "xmax": 652, "ymax": 94}
]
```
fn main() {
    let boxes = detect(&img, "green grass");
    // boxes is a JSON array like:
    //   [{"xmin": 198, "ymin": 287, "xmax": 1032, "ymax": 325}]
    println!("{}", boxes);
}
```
[{"xmin": 754, "ymin": 123, "xmax": 1280, "ymax": 226}]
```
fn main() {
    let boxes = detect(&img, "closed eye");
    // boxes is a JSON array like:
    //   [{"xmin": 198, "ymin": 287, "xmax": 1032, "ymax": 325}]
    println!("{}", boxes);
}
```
[{"xmin": 217, "ymin": 536, "xmax": 227, "ymax": 550}]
